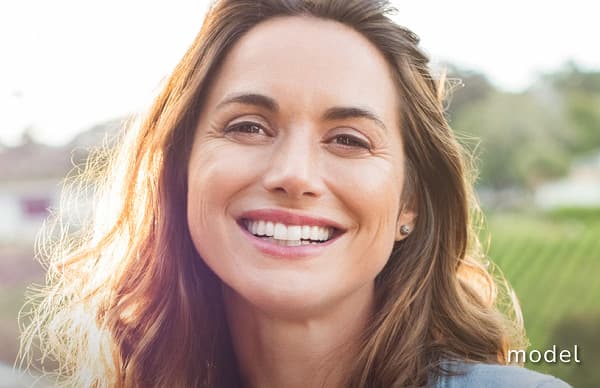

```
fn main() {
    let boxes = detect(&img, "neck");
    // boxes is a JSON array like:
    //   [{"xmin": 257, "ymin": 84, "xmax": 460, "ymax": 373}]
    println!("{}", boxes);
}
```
[{"xmin": 223, "ymin": 285, "xmax": 374, "ymax": 388}]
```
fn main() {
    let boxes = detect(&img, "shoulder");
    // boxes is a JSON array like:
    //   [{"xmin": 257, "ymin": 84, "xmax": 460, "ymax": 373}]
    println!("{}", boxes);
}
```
[{"xmin": 432, "ymin": 362, "xmax": 571, "ymax": 388}]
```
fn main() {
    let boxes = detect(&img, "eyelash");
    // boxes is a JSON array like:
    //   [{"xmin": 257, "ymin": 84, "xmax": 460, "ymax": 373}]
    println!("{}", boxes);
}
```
[
  {"xmin": 223, "ymin": 121, "xmax": 371, "ymax": 150},
  {"xmin": 223, "ymin": 121, "xmax": 268, "ymax": 135},
  {"xmin": 331, "ymin": 134, "xmax": 371, "ymax": 150}
]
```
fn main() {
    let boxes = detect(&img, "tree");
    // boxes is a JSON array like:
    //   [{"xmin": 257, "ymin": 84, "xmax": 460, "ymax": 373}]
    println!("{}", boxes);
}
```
[
  {"xmin": 449, "ymin": 90, "xmax": 570, "ymax": 189},
  {"xmin": 543, "ymin": 63, "xmax": 600, "ymax": 154}
]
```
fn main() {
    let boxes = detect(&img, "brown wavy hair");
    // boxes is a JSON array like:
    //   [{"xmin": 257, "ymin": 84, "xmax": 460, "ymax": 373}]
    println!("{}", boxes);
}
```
[{"xmin": 20, "ymin": 0, "xmax": 525, "ymax": 386}]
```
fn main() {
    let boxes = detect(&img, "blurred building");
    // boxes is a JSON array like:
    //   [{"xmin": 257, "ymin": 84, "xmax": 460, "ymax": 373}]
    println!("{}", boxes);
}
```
[
  {"xmin": 535, "ymin": 151, "xmax": 600, "ymax": 209},
  {"xmin": 0, "ymin": 119, "xmax": 123, "ymax": 245}
]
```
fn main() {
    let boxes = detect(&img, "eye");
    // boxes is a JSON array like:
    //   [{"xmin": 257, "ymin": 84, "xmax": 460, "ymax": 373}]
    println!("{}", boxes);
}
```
[
  {"xmin": 224, "ymin": 121, "xmax": 268, "ymax": 135},
  {"xmin": 331, "ymin": 134, "xmax": 371, "ymax": 149}
]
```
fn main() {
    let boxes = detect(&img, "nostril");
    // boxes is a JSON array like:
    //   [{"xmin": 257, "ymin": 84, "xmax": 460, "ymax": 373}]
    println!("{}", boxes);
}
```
[
  {"xmin": 266, "ymin": 180, "xmax": 321, "ymax": 199},
  {"xmin": 261, "ymin": 147, "xmax": 325, "ymax": 198}
]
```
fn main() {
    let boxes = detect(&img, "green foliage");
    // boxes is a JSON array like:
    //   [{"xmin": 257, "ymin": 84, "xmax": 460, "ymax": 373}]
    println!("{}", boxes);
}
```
[
  {"xmin": 450, "ymin": 90, "xmax": 570, "ymax": 188},
  {"xmin": 444, "ymin": 65, "xmax": 494, "ymax": 117},
  {"xmin": 447, "ymin": 63, "xmax": 600, "ymax": 189},
  {"xmin": 484, "ymin": 210, "xmax": 600, "ymax": 386},
  {"xmin": 563, "ymin": 92, "xmax": 600, "ymax": 153},
  {"xmin": 548, "ymin": 62, "xmax": 600, "ymax": 94},
  {"xmin": 547, "ymin": 206, "xmax": 600, "ymax": 222},
  {"xmin": 548, "ymin": 314, "xmax": 600, "ymax": 388}
]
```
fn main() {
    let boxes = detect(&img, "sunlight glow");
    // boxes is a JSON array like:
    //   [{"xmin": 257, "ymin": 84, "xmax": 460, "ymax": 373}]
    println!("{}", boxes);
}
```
[{"xmin": 1, "ymin": 0, "xmax": 598, "ymax": 145}]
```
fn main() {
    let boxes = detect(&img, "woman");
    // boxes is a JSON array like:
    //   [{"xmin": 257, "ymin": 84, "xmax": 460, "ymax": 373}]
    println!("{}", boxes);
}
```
[{"xmin": 21, "ymin": 0, "xmax": 570, "ymax": 387}]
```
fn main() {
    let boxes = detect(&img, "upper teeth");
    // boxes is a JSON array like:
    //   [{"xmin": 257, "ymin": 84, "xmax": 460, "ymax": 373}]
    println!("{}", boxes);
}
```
[{"xmin": 245, "ymin": 220, "xmax": 332, "ymax": 241}]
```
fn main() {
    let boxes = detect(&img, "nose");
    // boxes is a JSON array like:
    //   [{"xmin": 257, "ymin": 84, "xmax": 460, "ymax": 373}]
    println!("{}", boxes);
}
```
[{"xmin": 262, "ymin": 129, "xmax": 325, "ymax": 199}]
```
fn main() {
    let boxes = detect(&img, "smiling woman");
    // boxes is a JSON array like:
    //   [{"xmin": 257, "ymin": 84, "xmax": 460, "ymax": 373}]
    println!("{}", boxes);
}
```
[
  {"xmin": 19, "ymin": 1, "xmax": 569, "ymax": 387},
  {"xmin": 187, "ymin": 17, "xmax": 410, "ymax": 327}
]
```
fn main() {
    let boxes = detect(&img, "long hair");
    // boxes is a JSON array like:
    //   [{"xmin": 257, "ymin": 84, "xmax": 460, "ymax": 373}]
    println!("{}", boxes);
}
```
[{"xmin": 20, "ymin": 1, "xmax": 525, "ymax": 386}]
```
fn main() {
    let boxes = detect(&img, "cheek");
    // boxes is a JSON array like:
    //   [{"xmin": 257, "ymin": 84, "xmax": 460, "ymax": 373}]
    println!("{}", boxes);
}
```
[
  {"xmin": 186, "ymin": 141, "xmax": 269, "ymax": 252},
  {"xmin": 325, "ymin": 157, "xmax": 404, "ymax": 228},
  {"xmin": 324, "ymin": 158, "xmax": 403, "ymax": 275},
  {"xmin": 188, "ymin": 142, "xmax": 263, "ymax": 208},
  {"xmin": 187, "ymin": 144, "xmax": 241, "ymax": 236}
]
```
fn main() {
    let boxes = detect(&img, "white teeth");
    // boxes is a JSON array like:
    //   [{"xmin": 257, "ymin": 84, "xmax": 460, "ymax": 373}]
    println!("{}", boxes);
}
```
[
  {"xmin": 244, "ymin": 219, "xmax": 335, "ymax": 242},
  {"xmin": 309, "ymin": 226, "xmax": 320, "ymax": 241},
  {"xmin": 257, "ymin": 220, "xmax": 266, "ymax": 236},
  {"xmin": 301, "ymin": 225, "xmax": 311, "ymax": 239},
  {"xmin": 287, "ymin": 225, "xmax": 302, "ymax": 240},
  {"xmin": 273, "ymin": 223, "xmax": 287, "ymax": 239},
  {"xmin": 261, "ymin": 237, "xmax": 322, "ymax": 245},
  {"xmin": 265, "ymin": 221, "xmax": 274, "ymax": 236}
]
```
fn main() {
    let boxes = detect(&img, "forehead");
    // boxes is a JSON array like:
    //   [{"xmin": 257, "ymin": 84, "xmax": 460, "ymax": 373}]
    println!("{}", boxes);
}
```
[{"xmin": 204, "ymin": 16, "xmax": 400, "ymax": 124}]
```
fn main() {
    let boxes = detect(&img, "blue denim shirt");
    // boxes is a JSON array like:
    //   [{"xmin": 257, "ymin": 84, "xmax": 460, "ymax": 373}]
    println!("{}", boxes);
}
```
[{"xmin": 432, "ymin": 363, "xmax": 571, "ymax": 387}]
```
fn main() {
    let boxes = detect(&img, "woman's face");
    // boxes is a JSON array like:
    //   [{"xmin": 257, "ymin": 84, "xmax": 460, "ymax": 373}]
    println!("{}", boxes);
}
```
[{"xmin": 187, "ymin": 16, "xmax": 413, "ymax": 317}]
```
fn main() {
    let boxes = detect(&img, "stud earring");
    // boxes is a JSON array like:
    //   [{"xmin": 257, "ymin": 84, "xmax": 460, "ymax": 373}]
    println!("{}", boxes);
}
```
[{"xmin": 399, "ymin": 224, "xmax": 411, "ymax": 236}]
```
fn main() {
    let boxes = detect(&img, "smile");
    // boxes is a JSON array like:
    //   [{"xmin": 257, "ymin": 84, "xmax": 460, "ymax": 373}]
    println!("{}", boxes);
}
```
[
  {"xmin": 242, "ymin": 219, "xmax": 334, "ymax": 246},
  {"xmin": 236, "ymin": 209, "xmax": 345, "ymax": 256}
]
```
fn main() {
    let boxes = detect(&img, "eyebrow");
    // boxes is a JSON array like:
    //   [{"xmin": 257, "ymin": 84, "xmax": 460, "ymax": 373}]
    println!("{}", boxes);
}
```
[
  {"xmin": 216, "ymin": 92, "xmax": 387, "ymax": 131},
  {"xmin": 322, "ymin": 106, "xmax": 387, "ymax": 132},
  {"xmin": 216, "ymin": 93, "xmax": 279, "ymax": 112}
]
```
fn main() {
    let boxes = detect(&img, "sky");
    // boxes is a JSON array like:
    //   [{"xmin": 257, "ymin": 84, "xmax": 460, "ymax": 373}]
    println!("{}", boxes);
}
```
[{"xmin": 1, "ymin": 0, "xmax": 599, "ymax": 146}]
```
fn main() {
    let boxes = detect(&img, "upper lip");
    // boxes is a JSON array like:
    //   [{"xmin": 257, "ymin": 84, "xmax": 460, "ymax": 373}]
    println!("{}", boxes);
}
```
[{"xmin": 238, "ymin": 208, "xmax": 346, "ymax": 231}]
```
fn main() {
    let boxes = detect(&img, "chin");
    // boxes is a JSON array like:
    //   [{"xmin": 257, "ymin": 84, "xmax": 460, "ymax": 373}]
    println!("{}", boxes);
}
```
[{"xmin": 225, "ymin": 276, "xmax": 341, "ymax": 319}]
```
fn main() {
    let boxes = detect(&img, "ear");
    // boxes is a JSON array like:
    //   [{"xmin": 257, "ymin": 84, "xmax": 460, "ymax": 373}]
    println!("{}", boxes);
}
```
[{"xmin": 395, "ymin": 209, "xmax": 417, "ymax": 241}]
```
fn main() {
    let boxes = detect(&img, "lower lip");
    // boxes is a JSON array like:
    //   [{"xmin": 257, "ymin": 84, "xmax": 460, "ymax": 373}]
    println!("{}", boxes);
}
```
[{"xmin": 237, "ymin": 222, "xmax": 341, "ymax": 259}]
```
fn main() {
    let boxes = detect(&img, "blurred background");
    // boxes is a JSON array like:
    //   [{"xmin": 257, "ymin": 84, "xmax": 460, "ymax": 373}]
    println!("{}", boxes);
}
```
[{"xmin": 1, "ymin": 1, "xmax": 599, "ymax": 386}]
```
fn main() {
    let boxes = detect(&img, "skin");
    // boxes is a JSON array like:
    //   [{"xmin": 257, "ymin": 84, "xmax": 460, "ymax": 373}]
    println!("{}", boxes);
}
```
[{"xmin": 187, "ymin": 16, "xmax": 415, "ymax": 388}]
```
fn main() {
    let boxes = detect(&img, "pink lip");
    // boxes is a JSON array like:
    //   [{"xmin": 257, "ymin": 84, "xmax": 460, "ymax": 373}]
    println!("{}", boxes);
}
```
[
  {"xmin": 236, "ymin": 209, "xmax": 345, "ymax": 259},
  {"xmin": 238, "ymin": 209, "xmax": 345, "ymax": 230}
]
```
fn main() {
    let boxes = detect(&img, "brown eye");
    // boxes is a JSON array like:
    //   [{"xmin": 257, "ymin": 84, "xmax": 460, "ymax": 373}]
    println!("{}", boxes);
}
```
[
  {"xmin": 224, "ymin": 122, "xmax": 267, "ymax": 135},
  {"xmin": 332, "ymin": 134, "xmax": 370, "ymax": 149}
]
